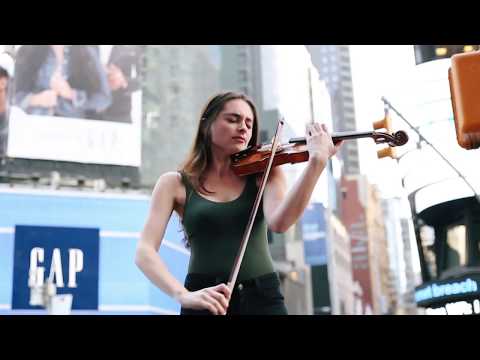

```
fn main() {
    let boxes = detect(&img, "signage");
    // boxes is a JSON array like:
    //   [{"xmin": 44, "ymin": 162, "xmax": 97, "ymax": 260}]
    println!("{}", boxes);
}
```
[{"xmin": 12, "ymin": 225, "xmax": 99, "ymax": 310}]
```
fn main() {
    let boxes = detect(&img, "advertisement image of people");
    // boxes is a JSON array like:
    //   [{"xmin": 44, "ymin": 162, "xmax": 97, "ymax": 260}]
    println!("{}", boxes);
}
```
[{"xmin": 7, "ymin": 45, "xmax": 142, "ymax": 167}]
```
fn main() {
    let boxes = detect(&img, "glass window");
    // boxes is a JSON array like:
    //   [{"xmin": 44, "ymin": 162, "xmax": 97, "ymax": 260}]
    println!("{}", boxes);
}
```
[{"xmin": 445, "ymin": 224, "xmax": 467, "ymax": 268}]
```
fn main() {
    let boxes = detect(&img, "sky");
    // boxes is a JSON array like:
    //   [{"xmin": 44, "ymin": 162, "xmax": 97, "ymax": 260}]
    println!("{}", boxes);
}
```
[
  {"xmin": 347, "ymin": 46, "xmax": 480, "ymax": 280},
  {"xmin": 349, "ymin": 45, "xmax": 418, "ymax": 201},
  {"xmin": 349, "ymin": 46, "xmax": 480, "ymax": 211},
  {"xmin": 260, "ymin": 45, "xmax": 422, "ymax": 209},
  {"xmin": 349, "ymin": 45, "xmax": 423, "ymax": 276}
]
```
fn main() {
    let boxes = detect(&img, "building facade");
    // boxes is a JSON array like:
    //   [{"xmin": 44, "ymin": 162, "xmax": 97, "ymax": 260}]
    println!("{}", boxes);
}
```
[
  {"xmin": 0, "ymin": 185, "xmax": 189, "ymax": 314},
  {"xmin": 381, "ymin": 197, "xmax": 419, "ymax": 314},
  {"xmin": 340, "ymin": 174, "xmax": 394, "ymax": 314},
  {"xmin": 395, "ymin": 52, "xmax": 480, "ymax": 314},
  {"xmin": 306, "ymin": 45, "xmax": 360, "ymax": 176},
  {"xmin": 141, "ymin": 45, "xmax": 221, "ymax": 187}
]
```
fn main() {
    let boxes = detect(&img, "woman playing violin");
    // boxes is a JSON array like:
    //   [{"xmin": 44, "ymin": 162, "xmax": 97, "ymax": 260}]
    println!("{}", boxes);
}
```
[{"xmin": 135, "ymin": 91, "xmax": 343, "ymax": 315}]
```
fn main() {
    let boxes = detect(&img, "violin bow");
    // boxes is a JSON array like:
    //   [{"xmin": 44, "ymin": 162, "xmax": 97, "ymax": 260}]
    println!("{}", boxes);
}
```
[{"xmin": 227, "ymin": 117, "xmax": 284, "ymax": 293}]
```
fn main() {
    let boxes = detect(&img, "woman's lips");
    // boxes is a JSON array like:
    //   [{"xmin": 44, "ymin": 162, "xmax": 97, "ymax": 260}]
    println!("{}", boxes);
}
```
[{"xmin": 232, "ymin": 137, "xmax": 246, "ymax": 143}]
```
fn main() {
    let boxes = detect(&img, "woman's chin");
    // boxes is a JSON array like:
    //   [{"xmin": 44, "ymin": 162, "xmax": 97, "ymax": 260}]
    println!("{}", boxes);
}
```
[{"xmin": 230, "ymin": 144, "xmax": 247, "ymax": 154}]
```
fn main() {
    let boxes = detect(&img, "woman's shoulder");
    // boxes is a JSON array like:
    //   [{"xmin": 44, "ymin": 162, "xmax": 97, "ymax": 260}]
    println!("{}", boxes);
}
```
[
  {"xmin": 151, "ymin": 172, "xmax": 186, "ymax": 205},
  {"xmin": 155, "ymin": 171, "xmax": 185, "ymax": 190}
]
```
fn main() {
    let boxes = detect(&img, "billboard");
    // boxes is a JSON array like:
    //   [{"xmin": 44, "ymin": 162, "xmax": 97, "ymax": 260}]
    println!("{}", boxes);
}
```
[
  {"xmin": 12, "ymin": 225, "xmax": 100, "ymax": 310},
  {"xmin": 7, "ymin": 45, "xmax": 142, "ymax": 166},
  {"xmin": 0, "ymin": 51, "xmax": 14, "ymax": 158},
  {"xmin": 415, "ymin": 273, "xmax": 480, "ymax": 309},
  {"xmin": 301, "ymin": 202, "xmax": 327, "ymax": 266},
  {"xmin": 0, "ymin": 188, "xmax": 190, "ymax": 314}
]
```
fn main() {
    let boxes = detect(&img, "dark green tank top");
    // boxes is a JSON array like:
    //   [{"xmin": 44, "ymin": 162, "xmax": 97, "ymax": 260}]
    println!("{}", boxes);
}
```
[{"xmin": 179, "ymin": 172, "xmax": 275, "ymax": 281}]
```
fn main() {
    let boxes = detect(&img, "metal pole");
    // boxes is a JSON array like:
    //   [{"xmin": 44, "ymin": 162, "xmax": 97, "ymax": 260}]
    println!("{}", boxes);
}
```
[
  {"xmin": 407, "ymin": 189, "xmax": 430, "ymax": 283},
  {"xmin": 382, "ymin": 97, "xmax": 480, "ymax": 204}
]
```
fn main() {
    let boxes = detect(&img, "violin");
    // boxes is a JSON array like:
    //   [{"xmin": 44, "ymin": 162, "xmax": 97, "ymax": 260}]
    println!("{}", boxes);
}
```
[{"xmin": 230, "ymin": 129, "xmax": 409, "ymax": 176}]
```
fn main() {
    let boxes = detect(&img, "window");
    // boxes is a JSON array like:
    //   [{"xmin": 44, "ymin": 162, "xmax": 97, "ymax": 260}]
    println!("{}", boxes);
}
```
[{"xmin": 445, "ymin": 224, "xmax": 467, "ymax": 268}]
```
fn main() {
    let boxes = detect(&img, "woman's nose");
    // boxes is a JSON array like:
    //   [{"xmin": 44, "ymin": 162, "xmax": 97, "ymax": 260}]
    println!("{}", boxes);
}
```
[{"xmin": 238, "ymin": 120, "xmax": 247, "ymax": 132}]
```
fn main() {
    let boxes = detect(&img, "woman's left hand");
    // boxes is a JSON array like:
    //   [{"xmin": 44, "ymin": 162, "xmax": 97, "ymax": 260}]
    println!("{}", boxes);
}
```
[{"xmin": 305, "ymin": 123, "xmax": 343, "ymax": 166}]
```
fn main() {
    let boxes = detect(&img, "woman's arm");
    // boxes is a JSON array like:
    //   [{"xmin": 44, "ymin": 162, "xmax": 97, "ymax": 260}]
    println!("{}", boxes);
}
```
[
  {"xmin": 262, "ymin": 123, "xmax": 342, "ymax": 233},
  {"xmin": 135, "ymin": 172, "xmax": 190, "ymax": 301},
  {"xmin": 15, "ymin": 90, "xmax": 58, "ymax": 110},
  {"xmin": 135, "ymin": 172, "xmax": 231, "ymax": 315}
]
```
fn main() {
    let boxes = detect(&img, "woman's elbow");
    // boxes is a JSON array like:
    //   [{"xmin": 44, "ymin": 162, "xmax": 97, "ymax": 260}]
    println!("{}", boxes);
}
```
[
  {"xmin": 135, "ymin": 245, "xmax": 149, "ymax": 269},
  {"xmin": 134, "ymin": 250, "xmax": 143, "ymax": 269}
]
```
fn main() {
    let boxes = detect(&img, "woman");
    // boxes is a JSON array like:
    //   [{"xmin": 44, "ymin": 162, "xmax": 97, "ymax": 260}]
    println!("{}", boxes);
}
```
[
  {"xmin": 14, "ymin": 45, "xmax": 111, "ymax": 119},
  {"xmin": 135, "ymin": 92, "xmax": 342, "ymax": 315}
]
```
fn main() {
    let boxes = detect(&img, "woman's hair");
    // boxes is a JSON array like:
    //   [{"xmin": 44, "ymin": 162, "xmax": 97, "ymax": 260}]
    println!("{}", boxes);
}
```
[
  {"xmin": 14, "ymin": 45, "xmax": 102, "ymax": 94},
  {"xmin": 179, "ymin": 91, "xmax": 259, "ymax": 194}
]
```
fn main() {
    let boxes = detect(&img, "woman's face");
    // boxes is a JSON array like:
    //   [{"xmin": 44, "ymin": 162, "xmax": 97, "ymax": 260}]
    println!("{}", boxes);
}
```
[{"xmin": 209, "ymin": 99, "xmax": 255, "ymax": 156}]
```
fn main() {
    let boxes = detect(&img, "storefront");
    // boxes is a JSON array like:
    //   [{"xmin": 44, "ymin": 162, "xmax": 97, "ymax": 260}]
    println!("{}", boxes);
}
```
[{"xmin": 414, "ymin": 196, "xmax": 480, "ymax": 315}]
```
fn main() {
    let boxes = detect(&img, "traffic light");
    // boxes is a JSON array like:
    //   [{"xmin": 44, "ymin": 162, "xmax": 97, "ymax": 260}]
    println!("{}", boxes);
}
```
[
  {"xmin": 377, "ymin": 146, "xmax": 397, "ymax": 159},
  {"xmin": 374, "ymin": 110, "xmax": 397, "ymax": 159},
  {"xmin": 373, "ymin": 112, "xmax": 392, "ymax": 133},
  {"xmin": 448, "ymin": 50, "xmax": 480, "ymax": 150}
]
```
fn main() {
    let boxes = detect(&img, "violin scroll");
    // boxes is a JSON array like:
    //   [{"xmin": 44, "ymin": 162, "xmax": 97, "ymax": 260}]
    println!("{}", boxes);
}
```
[{"xmin": 372, "ymin": 130, "xmax": 409, "ymax": 147}]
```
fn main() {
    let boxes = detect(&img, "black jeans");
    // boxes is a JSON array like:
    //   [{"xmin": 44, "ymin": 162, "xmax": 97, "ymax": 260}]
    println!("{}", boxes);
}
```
[{"xmin": 180, "ymin": 272, "xmax": 288, "ymax": 315}]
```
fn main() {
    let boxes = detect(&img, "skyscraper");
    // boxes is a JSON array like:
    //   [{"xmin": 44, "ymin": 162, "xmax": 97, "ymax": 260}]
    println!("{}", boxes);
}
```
[
  {"xmin": 220, "ymin": 45, "xmax": 264, "ymax": 110},
  {"xmin": 306, "ymin": 45, "xmax": 360, "ymax": 176},
  {"xmin": 141, "ymin": 45, "xmax": 221, "ymax": 187}
]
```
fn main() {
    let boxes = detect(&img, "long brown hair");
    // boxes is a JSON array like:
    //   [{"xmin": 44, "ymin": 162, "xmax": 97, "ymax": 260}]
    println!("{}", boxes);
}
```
[{"xmin": 179, "ymin": 91, "xmax": 259, "ymax": 194}]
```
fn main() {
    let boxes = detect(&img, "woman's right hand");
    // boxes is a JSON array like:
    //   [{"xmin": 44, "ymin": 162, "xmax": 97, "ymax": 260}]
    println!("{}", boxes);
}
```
[
  {"xmin": 30, "ymin": 90, "xmax": 58, "ymax": 108},
  {"xmin": 177, "ymin": 283, "xmax": 231, "ymax": 315}
]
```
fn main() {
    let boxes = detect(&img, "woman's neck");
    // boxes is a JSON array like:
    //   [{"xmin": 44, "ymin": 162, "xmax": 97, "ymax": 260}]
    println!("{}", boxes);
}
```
[{"xmin": 208, "ymin": 149, "xmax": 235, "ymax": 179}]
